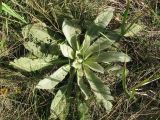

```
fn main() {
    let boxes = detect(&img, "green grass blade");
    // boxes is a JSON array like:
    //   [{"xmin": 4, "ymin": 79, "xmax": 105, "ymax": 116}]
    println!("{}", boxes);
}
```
[
  {"xmin": 0, "ymin": 1, "xmax": 2, "ymax": 13},
  {"xmin": 2, "ymin": 2, "xmax": 27, "ymax": 23},
  {"xmin": 121, "ymin": 0, "xmax": 130, "ymax": 35},
  {"xmin": 121, "ymin": 66, "xmax": 131, "ymax": 98}
]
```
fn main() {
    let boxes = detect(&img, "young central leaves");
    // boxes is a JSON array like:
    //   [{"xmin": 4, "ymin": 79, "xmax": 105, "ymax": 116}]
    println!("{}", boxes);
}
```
[{"xmin": 84, "ymin": 36, "xmax": 114, "ymax": 59}]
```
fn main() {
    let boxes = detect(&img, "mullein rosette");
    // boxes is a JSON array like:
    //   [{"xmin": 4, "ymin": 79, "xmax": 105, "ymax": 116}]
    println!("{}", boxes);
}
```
[
  {"xmin": 36, "ymin": 7, "xmax": 130, "ymax": 120},
  {"xmin": 9, "ymin": 7, "xmax": 144, "ymax": 120}
]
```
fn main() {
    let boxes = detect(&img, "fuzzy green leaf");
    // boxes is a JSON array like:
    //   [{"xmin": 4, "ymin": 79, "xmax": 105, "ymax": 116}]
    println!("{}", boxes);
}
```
[
  {"xmin": 24, "ymin": 41, "xmax": 43, "ymax": 57},
  {"xmin": 80, "ymin": 34, "xmax": 91, "ymax": 54},
  {"xmin": 24, "ymin": 41, "xmax": 59, "ymax": 58},
  {"xmin": 82, "ymin": 8, "xmax": 114, "ymax": 42},
  {"xmin": 85, "ymin": 37, "xmax": 114, "ymax": 58},
  {"xmin": 94, "ymin": 7, "xmax": 114, "ymax": 28},
  {"xmin": 77, "ymin": 69, "xmax": 90, "ymax": 100},
  {"xmin": 22, "ymin": 22, "xmax": 57, "ymax": 44},
  {"xmin": 78, "ymin": 101, "xmax": 91, "ymax": 120},
  {"xmin": 36, "ymin": 64, "xmax": 70, "ymax": 89},
  {"xmin": 10, "ymin": 57, "xmax": 53, "ymax": 72},
  {"xmin": 60, "ymin": 43, "xmax": 74, "ymax": 59},
  {"xmin": 72, "ymin": 59, "xmax": 82, "ymax": 70},
  {"xmin": 84, "ymin": 61, "xmax": 104, "ymax": 74},
  {"xmin": 62, "ymin": 20, "xmax": 81, "ymax": 49},
  {"xmin": 50, "ymin": 86, "xmax": 70, "ymax": 120},
  {"xmin": 89, "ymin": 52, "xmax": 131, "ymax": 63},
  {"xmin": 124, "ymin": 23, "xmax": 143, "ymax": 37},
  {"xmin": 85, "ymin": 24, "xmax": 104, "ymax": 42},
  {"xmin": 84, "ymin": 67, "xmax": 113, "ymax": 112}
]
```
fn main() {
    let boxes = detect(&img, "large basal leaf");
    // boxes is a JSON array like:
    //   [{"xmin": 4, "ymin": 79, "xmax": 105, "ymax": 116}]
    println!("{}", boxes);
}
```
[
  {"xmin": 85, "ymin": 24, "xmax": 104, "ymax": 42},
  {"xmin": 60, "ymin": 43, "xmax": 74, "ymax": 59},
  {"xmin": 24, "ymin": 41, "xmax": 59, "ymax": 58},
  {"xmin": 85, "ymin": 7, "xmax": 114, "ymax": 41},
  {"xmin": 77, "ymin": 69, "xmax": 90, "ymax": 100},
  {"xmin": 84, "ymin": 61, "xmax": 104, "ymax": 74},
  {"xmin": 94, "ymin": 7, "xmax": 114, "ymax": 28},
  {"xmin": 89, "ymin": 52, "xmax": 131, "ymax": 63},
  {"xmin": 24, "ymin": 41, "xmax": 44, "ymax": 57},
  {"xmin": 62, "ymin": 19, "xmax": 81, "ymax": 49},
  {"xmin": 10, "ymin": 57, "xmax": 53, "ymax": 72},
  {"xmin": 85, "ymin": 37, "xmax": 114, "ymax": 58},
  {"xmin": 124, "ymin": 23, "xmax": 143, "ymax": 37},
  {"xmin": 50, "ymin": 86, "xmax": 70, "ymax": 120},
  {"xmin": 2, "ymin": 2, "xmax": 27, "ymax": 23},
  {"xmin": 36, "ymin": 64, "xmax": 70, "ymax": 89},
  {"xmin": 84, "ymin": 67, "xmax": 113, "ymax": 112},
  {"xmin": 78, "ymin": 101, "xmax": 91, "ymax": 120},
  {"xmin": 22, "ymin": 22, "xmax": 57, "ymax": 44}
]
